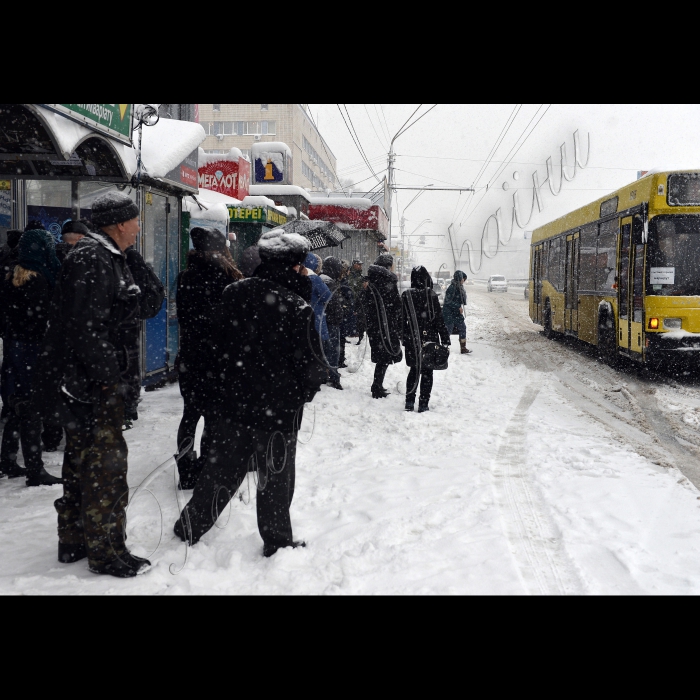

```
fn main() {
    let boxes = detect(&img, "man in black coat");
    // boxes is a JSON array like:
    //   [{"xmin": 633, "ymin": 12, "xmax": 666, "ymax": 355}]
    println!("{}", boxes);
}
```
[
  {"xmin": 0, "ymin": 229, "xmax": 22, "ymax": 420},
  {"xmin": 174, "ymin": 228, "xmax": 326, "ymax": 557},
  {"xmin": 55, "ymin": 220, "xmax": 89, "ymax": 264},
  {"xmin": 364, "ymin": 253, "xmax": 403, "ymax": 398},
  {"xmin": 35, "ymin": 191, "xmax": 150, "ymax": 578}
]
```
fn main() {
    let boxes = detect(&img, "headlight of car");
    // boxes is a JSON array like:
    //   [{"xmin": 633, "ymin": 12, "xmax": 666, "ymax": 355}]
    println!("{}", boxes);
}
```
[{"xmin": 663, "ymin": 318, "xmax": 682, "ymax": 330}]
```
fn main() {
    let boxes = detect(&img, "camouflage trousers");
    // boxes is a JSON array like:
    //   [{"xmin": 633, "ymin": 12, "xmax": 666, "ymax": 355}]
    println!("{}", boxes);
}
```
[{"xmin": 54, "ymin": 385, "xmax": 129, "ymax": 566}]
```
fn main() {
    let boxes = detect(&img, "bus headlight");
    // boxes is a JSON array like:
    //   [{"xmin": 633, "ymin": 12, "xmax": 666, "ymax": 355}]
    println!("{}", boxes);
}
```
[
  {"xmin": 664, "ymin": 318, "xmax": 682, "ymax": 330},
  {"xmin": 649, "ymin": 318, "xmax": 659, "ymax": 329}
]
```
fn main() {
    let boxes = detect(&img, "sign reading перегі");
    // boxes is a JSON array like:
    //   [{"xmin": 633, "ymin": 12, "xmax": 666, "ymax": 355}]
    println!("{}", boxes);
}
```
[{"xmin": 41, "ymin": 104, "xmax": 133, "ymax": 146}]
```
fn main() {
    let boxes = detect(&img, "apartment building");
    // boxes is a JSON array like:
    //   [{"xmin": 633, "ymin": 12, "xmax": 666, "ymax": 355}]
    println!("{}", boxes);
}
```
[{"xmin": 197, "ymin": 104, "xmax": 337, "ymax": 192}]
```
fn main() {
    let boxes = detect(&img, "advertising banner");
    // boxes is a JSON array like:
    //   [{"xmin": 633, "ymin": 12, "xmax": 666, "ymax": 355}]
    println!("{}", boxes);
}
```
[
  {"xmin": 252, "ymin": 142, "xmax": 292, "ymax": 186},
  {"xmin": 198, "ymin": 158, "xmax": 250, "ymax": 200},
  {"xmin": 41, "ymin": 104, "xmax": 133, "ymax": 146},
  {"xmin": 228, "ymin": 206, "xmax": 287, "ymax": 226},
  {"xmin": 163, "ymin": 149, "xmax": 199, "ymax": 193}
]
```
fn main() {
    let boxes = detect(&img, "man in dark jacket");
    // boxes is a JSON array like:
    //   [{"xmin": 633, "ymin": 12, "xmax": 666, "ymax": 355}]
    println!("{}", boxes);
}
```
[
  {"xmin": 174, "ymin": 228, "xmax": 326, "ymax": 557},
  {"xmin": 320, "ymin": 257, "xmax": 345, "ymax": 387},
  {"xmin": 0, "ymin": 229, "xmax": 22, "ymax": 420},
  {"xmin": 364, "ymin": 253, "xmax": 402, "ymax": 398},
  {"xmin": 36, "ymin": 191, "xmax": 150, "ymax": 578},
  {"xmin": 443, "ymin": 270, "xmax": 471, "ymax": 354}
]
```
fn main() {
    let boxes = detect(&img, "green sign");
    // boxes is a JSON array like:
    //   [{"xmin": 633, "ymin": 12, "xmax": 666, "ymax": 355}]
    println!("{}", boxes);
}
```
[
  {"xmin": 228, "ymin": 205, "xmax": 287, "ymax": 226},
  {"xmin": 42, "ymin": 104, "xmax": 133, "ymax": 146}
]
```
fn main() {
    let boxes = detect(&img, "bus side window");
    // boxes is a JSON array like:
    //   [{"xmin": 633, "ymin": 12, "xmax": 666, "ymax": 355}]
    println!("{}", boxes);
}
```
[
  {"xmin": 579, "ymin": 224, "xmax": 597, "ymax": 292},
  {"xmin": 596, "ymin": 219, "xmax": 618, "ymax": 292}
]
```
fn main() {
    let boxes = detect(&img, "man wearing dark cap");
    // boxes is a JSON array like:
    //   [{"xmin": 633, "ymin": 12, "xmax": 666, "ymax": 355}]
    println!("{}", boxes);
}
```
[
  {"xmin": 174, "ymin": 228, "xmax": 326, "ymax": 557},
  {"xmin": 55, "ymin": 220, "xmax": 89, "ymax": 264},
  {"xmin": 35, "ymin": 190, "xmax": 150, "ymax": 577}
]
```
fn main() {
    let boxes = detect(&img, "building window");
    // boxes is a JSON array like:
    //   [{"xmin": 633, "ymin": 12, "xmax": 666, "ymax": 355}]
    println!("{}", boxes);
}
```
[
  {"xmin": 207, "ymin": 121, "xmax": 275, "ymax": 136},
  {"xmin": 213, "ymin": 104, "xmax": 221, "ymax": 111},
  {"xmin": 261, "ymin": 104, "xmax": 269, "ymax": 111}
]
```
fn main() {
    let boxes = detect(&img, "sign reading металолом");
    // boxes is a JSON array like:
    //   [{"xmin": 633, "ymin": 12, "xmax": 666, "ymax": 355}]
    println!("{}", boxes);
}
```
[{"xmin": 41, "ymin": 104, "xmax": 133, "ymax": 146}]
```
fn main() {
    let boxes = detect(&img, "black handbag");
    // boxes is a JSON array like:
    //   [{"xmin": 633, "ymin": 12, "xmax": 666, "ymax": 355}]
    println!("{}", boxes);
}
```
[{"xmin": 421, "ymin": 337, "xmax": 449, "ymax": 370}]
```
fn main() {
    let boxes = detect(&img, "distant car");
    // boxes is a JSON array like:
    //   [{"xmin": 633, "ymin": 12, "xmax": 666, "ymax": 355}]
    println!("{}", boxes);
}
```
[{"xmin": 487, "ymin": 275, "xmax": 508, "ymax": 292}]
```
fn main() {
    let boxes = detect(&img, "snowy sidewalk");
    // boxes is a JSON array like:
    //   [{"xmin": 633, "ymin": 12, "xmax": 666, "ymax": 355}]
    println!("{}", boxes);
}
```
[{"xmin": 2, "ymin": 288, "xmax": 700, "ymax": 594}]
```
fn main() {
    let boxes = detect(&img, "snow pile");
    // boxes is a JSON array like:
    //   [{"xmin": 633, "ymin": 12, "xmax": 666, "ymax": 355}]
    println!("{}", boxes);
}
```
[
  {"xmin": 198, "ymin": 147, "xmax": 243, "ymax": 167},
  {"xmin": 241, "ymin": 195, "xmax": 279, "ymax": 209},
  {"xmin": 139, "ymin": 119, "xmax": 206, "ymax": 177},
  {"xmin": 252, "ymin": 141, "xmax": 291, "ymax": 160},
  {"xmin": 309, "ymin": 197, "xmax": 373, "ymax": 210},
  {"xmin": 183, "ymin": 198, "xmax": 229, "ymax": 224},
  {"xmin": 249, "ymin": 185, "xmax": 311, "ymax": 200}
]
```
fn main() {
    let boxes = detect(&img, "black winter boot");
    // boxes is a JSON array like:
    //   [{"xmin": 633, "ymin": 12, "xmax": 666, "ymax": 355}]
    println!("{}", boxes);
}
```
[
  {"xmin": 26, "ymin": 467, "xmax": 62, "ymax": 487},
  {"xmin": 405, "ymin": 399, "xmax": 415, "ymax": 412},
  {"xmin": 460, "ymin": 339, "xmax": 472, "ymax": 354},
  {"xmin": 89, "ymin": 552, "xmax": 151, "ymax": 578},
  {"xmin": 58, "ymin": 542, "xmax": 87, "ymax": 563},
  {"xmin": 418, "ymin": 400, "xmax": 430, "ymax": 413},
  {"xmin": 177, "ymin": 451, "xmax": 202, "ymax": 490},
  {"xmin": 1, "ymin": 460, "xmax": 26, "ymax": 478},
  {"xmin": 371, "ymin": 386, "xmax": 389, "ymax": 398},
  {"xmin": 263, "ymin": 540, "xmax": 306, "ymax": 558}
]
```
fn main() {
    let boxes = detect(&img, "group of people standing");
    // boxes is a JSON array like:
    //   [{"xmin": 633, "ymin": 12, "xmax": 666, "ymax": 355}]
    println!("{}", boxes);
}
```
[{"xmin": 0, "ymin": 190, "xmax": 473, "ymax": 579}]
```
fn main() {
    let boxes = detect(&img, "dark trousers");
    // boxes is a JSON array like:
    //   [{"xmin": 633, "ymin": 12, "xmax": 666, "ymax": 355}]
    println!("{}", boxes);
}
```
[
  {"xmin": 406, "ymin": 367, "xmax": 434, "ymax": 404},
  {"xmin": 0, "ymin": 355, "xmax": 8, "ymax": 418},
  {"xmin": 0, "ymin": 339, "xmax": 43, "ymax": 473},
  {"xmin": 176, "ymin": 419, "xmax": 297, "ymax": 548},
  {"xmin": 54, "ymin": 386, "xmax": 129, "ymax": 566},
  {"xmin": 123, "ymin": 345, "xmax": 141, "ymax": 421},
  {"xmin": 0, "ymin": 404, "xmax": 44, "ymax": 473},
  {"xmin": 445, "ymin": 314, "xmax": 467, "ymax": 340},
  {"xmin": 373, "ymin": 362, "xmax": 389, "ymax": 389},
  {"xmin": 42, "ymin": 422, "xmax": 64, "ymax": 450},
  {"xmin": 321, "ymin": 337, "xmax": 340, "ymax": 383},
  {"xmin": 327, "ymin": 325, "xmax": 341, "ymax": 368},
  {"xmin": 176, "ymin": 399, "xmax": 212, "ymax": 481}
]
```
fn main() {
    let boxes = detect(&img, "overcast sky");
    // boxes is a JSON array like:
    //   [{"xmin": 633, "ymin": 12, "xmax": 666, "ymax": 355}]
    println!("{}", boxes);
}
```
[{"xmin": 308, "ymin": 104, "xmax": 700, "ymax": 278}]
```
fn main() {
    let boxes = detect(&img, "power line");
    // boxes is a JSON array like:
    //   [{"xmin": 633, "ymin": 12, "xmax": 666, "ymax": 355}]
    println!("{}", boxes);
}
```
[
  {"xmin": 305, "ymin": 106, "xmax": 347, "ymax": 193},
  {"xmin": 365, "ymin": 103, "xmax": 388, "ymax": 150},
  {"xmin": 378, "ymin": 104, "xmax": 392, "ymax": 144},
  {"xmin": 337, "ymin": 104, "xmax": 381, "ymax": 183},
  {"xmin": 394, "ymin": 104, "xmax": 438, "ymax": 142}
]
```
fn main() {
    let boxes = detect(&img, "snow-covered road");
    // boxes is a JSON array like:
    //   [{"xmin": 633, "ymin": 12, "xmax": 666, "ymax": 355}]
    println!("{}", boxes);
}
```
[{"xmin": 3, "ymin": 286, "xmax": 700, "ymax": 594}]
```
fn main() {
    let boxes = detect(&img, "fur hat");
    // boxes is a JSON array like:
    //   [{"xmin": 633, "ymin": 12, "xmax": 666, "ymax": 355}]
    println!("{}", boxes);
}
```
[
  {"xmin": 61, "ymin": 220, "xmax": 90, "ymax": 237},
  {"xmin": 91, "ymin": 191, "xmax": 140, "ymax": 227},
  {"xmin": 322, "ymin": 256, "xmax": 342, "ymax": 280},
  {"xmin": 374, "ymin": 253, "xmax": 394, "ymax": 269},
  {"xmin": 258, "ymin": 228, "xmax": 309, "ymax": 266},
  {"xmin": 190, "ymin": 226, "xmax": 227, "ymax": 253}
]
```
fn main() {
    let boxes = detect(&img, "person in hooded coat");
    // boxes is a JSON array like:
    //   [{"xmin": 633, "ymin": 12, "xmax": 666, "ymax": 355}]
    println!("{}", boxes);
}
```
[
  {"xmin": 443, "ymin": 270, "xmax": 471, "ymax": 354},
  {"xmin": 364, "ymin": 253, "xmax": 402, "ymax": 398},
  {"xmin": 304, "ymin": 253, "xmax": 341, "ymax": 389},
  {"xmin": 320, "ymin": 257, "xmax": 345, "ymax": 388},
  {"xmin": 173, "ymin": 228, "xmax": 325, "ymax": 558},
  {"xmin": 175, "ymin": 227, "xmax": 242, "ymax": 488},
  {"xmin": 0, "ymin": 228, "xmax": 62, "ymax": 485},
  {"xmin": 401, "ymin": 266, "xmax": 450, "ymax": 412},
  {"xmin": 0, "ymin": 229, "xmax": 22, "ymax": 421}
]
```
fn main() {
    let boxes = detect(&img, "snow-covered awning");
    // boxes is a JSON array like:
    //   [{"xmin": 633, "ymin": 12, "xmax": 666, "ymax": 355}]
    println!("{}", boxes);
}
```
[
  {"xmin": 249, "ymin": 184, "xmax": 311, "ymax": 201},
  {"xmin": 0, "ymin": 104, "xmax": 136, "ymax": 181}
]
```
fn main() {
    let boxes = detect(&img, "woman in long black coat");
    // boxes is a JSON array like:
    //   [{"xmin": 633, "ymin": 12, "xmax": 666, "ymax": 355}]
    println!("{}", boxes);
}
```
[
  {"xmin": 401, "ymin": 265, "xmax": 450, "ymax": 413},
  {"xmin": 364, "ymin": 253, "xmax": 402, "ymax": 398},
  {"xmin": 176, "ymin": 227, "xmax": 243, "ymax": 488}
]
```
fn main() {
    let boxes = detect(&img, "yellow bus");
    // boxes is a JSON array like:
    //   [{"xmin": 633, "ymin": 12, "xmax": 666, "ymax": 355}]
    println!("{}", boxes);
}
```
[{"xmin": 529, "ymin": 170, "xmax": 700, "ymax": 367}]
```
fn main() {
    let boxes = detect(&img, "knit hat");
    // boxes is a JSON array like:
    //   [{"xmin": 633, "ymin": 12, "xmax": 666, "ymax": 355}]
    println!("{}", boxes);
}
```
[
  {"xmin": 91, "ymin": 191, "xmax": 140, "ymax": 227},
  {"xmin": 6, "ymin": 229, "xmax": 22, "ymax": 249},
  {"xmin": 258, "ymin": 228, "xmax": 309, "ymax": 266},
  {"xmin": 190, "ymin": 226, "xmax": 227, "ymax": 253},
  {"xmin": 322, "ymin": 256, "xmax": 342, "ymax": 280},
  {"xmin": 61, "ymin": 220, "xmax": 90, "ymax": 237},
  {"xmin": 374, "ymin": 253, "xmax": 394, "ymax": 269},
  {"xmin": 18, "ymin": 228, "xmax": 61, "ymax": 288},
  {"xmin": 304, "ymin": 252, "xmax": 321, "ymax": 272},
  {"xmin": 352, "ymin": 259, "xmax": 362, "ymax": 266}
]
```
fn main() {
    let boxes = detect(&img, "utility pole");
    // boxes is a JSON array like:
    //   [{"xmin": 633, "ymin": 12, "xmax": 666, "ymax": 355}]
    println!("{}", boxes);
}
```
[{"xmin": 387, "ymin": 143, "xmax": 396, "ymax": 253}]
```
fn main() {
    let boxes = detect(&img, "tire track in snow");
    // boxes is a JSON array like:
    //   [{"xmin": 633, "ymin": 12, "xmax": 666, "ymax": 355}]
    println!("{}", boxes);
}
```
[{"xmin": 491, "ymin": 384, "xmax": 585, "ymax": 595}]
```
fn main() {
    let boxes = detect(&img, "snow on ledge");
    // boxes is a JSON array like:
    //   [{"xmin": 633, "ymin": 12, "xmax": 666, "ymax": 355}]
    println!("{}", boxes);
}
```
[
  {"xmin": 309, "ymin": 197, "xmax": 374, "ymax": 210},
  {"xmin": 198, "ymin": 147, "xmax": 243, "ymax": 167},
  {"xmin": 249, "ymin": 184, "xmax": 311, "ymax": 200},
  {"xmin": 140, "ymin": 119, "xmax": 206, "ymax": 178}
]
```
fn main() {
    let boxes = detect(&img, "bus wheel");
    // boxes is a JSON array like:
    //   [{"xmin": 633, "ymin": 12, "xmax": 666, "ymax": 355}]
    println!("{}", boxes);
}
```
[{"xmin": 543, "ymin": 301, "xmax": 555, "ymax": 339}]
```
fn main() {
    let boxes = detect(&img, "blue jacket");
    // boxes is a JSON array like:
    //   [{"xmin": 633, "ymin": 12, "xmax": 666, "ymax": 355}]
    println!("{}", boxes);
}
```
[{"xmin": 308, "ymin": 272, "xmax": 331, "ymax": 341}]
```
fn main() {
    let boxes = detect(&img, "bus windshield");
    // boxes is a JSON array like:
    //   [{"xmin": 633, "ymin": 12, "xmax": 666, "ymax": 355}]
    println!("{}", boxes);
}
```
[{"xmin": 648, "ymin": 215, "xmax": 700, "ymax": 296}]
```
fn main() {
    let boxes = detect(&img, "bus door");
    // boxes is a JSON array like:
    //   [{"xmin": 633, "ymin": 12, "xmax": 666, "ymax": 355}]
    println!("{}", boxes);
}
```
[
  {"xmin": 618, "ymin": 217, "xmax": 632, "ymax": 350},
  {"xmin": 533, "ymin": 243, "xmax": 544, "ymax": 323},
  {"xmin": 565, "ymin": 232, "xmax": 580, "ymax": 333},
  {"xmin": 630, "ymin": 215, "xmax": 645, "ymax": 354}
]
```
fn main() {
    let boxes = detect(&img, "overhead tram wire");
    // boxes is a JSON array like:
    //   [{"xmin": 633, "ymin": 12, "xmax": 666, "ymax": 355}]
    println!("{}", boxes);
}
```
[
  {"xmin": 365, "ymin": 104, "xmax": 389, "ymax": 150},
  {"xmin": 451, "ymin": 104, "xmax": 522, "ymax": 226},
  {"xmin": 392, "ymin": 104, "xmax": 438, "ymax": 143},
  {"xmin": 337, "ymin": 104, "xmax": 382, "ymax": 183},
  {"xmin": 378, "ymin": 104, "xmax": 392, "ymax": 144},
  {"xmin": 306, "ymin": 107, "xmax": 348, "ymax": 193},
  {"xmin": 345, "ymin": 104, "xmax": 387, "ymax": 184},
  {"xmin": 456, "ymin": 104, "xmax": 548, "ymax": 230}
]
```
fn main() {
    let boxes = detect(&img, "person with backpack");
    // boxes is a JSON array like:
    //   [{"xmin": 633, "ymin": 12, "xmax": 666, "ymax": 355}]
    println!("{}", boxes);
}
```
[{"xmin": 401, "ymin": 266, "xmax": 450, "ymax": 413}]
